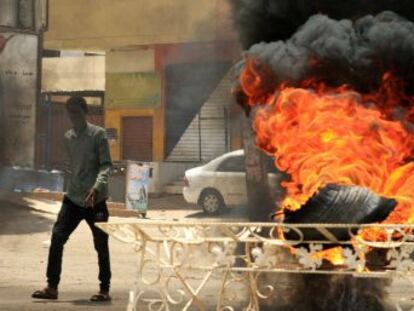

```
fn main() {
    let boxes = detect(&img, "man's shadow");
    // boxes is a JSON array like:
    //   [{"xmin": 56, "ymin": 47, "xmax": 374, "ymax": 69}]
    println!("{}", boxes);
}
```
[{"xmin": 0, "ymin": 198, "xmax": 53, "ymax": 235}]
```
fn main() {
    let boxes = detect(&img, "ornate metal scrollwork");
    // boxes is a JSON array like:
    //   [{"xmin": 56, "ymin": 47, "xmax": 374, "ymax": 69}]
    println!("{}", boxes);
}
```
[{"xmin": 97, "ymin": 221, "xmax": 414, "ymax": 310}]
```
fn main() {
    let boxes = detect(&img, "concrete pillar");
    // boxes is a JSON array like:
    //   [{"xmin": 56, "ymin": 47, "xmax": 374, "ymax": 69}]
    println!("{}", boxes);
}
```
[{"xmin": 0, "ymin": 0, "xmax": 18, "ymax": 28}]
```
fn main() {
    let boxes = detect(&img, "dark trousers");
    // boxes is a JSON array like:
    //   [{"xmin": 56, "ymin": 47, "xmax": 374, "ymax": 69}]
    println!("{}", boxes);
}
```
[{"xmin": 46, "ymin": 196, "xmax": 111, "ymax": 292}]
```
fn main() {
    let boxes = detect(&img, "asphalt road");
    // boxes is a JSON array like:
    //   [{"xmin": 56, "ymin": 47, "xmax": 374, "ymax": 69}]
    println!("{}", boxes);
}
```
[
  {"xmin": 0, "ymin": 195, "xmax": 413, "ymax": 311},
  {"xmin": 0, "ymin": 195, "xmax": 250, "ymax": 311}
]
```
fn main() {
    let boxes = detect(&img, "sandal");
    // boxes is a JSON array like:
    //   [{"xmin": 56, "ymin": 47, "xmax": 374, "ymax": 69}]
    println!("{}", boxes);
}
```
[
  {"xmin": 90, "ymin": 292, "xmax": 112, "ymax": 302},
  {"xmin": 32, "ymin": 287, "xmax": 58, "ymax": 300}
]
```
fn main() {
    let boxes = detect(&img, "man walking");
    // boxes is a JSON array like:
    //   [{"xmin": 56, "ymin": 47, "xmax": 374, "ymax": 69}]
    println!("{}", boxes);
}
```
[{"xmin": 32, "ymin": 96, "xmax": 112, "ymax": 301}]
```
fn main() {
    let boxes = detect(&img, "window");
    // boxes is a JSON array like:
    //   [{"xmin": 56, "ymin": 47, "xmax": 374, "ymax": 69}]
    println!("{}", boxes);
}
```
[{"xmin": 217, "ymin": 155, "xmax": 245, "ymax": 173}]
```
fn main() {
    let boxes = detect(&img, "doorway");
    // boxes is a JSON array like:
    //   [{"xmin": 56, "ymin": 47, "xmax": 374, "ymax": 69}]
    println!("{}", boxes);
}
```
[{"xmin": 121, "ymin": 116, "xmax": 153, "ymax": 162}]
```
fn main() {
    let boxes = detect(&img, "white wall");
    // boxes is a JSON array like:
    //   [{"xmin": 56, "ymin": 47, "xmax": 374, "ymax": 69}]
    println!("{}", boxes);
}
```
[{"xmin": 42, "ymin": 56, "xmax": 105, "ymax": 92}]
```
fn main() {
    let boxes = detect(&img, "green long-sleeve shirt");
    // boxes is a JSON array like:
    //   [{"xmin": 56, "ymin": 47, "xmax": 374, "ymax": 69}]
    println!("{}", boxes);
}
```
[{"xmin": 64, "ymin": 122, "xmax": 112, "ymax": 207}]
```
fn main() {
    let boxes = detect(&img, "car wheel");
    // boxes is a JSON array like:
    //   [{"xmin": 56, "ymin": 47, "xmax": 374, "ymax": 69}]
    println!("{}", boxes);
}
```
[{"xmin": 199, "ymin": 189, "xmax": 225, "ymax": 215}]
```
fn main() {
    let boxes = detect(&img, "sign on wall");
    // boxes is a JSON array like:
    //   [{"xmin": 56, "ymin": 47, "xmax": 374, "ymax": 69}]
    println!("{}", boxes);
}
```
[
  {"xmin": 125, "ymin": 161, "xmax": 150, "ymax": 216},
  {"xmin": 106, "ymin": 72, "xmax": 161, "ymax": 108},
  {"xmin": 0, "ymin": 32, "xmax": 38, "ymax": 167}
]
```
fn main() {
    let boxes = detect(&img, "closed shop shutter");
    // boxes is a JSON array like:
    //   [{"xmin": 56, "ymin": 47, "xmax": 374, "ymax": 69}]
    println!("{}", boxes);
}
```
[
  {"xmin": 122, "ymin": 116, "xmax": 153, "ymax": 162},
  {"xmin": 165, "ymin": 62, "xmax": 230, "ymax": 158},
  {"xmin": 167, "ymin": 115, "xmax": 201, "ymax": 162},
  {"xmin": 199, "ymin": 83, "xmax": 228, "ymax": 161},
  {"xmin": 200, "ymin": 117, "xmax": 226, "ymax": 162},
  {"xmin": 167, "ymin": 70, "xmax": 233, "ymax": 162}
]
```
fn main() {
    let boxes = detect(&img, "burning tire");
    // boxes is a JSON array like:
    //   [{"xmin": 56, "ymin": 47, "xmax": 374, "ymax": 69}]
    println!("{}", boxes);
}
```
[
  {"xmin": 283, "ymin": 184, "xmax": 397, "ymax": 241},
  {"xmin": 198, "ymin": 189, "xmax": 226, "ymax": 215}
]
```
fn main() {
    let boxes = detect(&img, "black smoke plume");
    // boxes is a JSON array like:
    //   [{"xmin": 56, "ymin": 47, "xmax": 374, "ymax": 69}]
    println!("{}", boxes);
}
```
[
  {"xmin": 229, "ymin": 0, "xmax": 414, "ymax": 49},
  {"xmin": 245, "ymin": 12, "xmax": 414, "ymax": 93}
]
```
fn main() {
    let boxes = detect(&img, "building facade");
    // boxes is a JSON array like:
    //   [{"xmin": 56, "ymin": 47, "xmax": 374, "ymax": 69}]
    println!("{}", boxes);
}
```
[{"xmin": 41, "ymin": 0, "xmax": 241, "ymax": 164}]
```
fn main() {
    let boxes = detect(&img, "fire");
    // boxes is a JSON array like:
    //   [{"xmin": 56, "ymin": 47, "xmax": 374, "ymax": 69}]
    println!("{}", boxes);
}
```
[
  {"xmin": 314, "ymin": 247, "xmax": 345, "ymax": 266},
  {"xmin": 240, "ymin": 57, "xmax": 414, "ymax": 245}
]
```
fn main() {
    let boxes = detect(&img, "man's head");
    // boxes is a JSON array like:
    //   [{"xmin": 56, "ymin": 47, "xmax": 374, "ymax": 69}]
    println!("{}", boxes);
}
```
[{"xmin": 66, "ymin": 96, "xmax": 88, "ymax": 131}]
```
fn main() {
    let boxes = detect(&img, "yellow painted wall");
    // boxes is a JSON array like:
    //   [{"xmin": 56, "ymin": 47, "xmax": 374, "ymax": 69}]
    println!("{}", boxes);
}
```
[
  {"xmin": 105, "ymin": 107, "xmax": 165, "ymax": 161},
  {"xmin": 104, "ymin": 47, "xmax": 164, "ymax": 162},
  {"xmin": 44, "ymin": 0, "xmax": 235, "ymax": 50}
]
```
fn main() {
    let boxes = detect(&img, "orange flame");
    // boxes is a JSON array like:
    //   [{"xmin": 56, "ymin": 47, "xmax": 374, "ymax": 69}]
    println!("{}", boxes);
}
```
[
  {"xmin": 314, "ymin": 247, "xmax": 346, "ymax": 266},
  {"xmin": 240, "ymin": 57, "xmax": 414, "ymax": 246}
]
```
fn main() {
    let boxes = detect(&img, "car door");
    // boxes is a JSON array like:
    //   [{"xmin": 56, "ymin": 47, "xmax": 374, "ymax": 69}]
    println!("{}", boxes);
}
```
[{"xmin": 214, "ymin": 155, "xmax": 247, "ymax": 206}]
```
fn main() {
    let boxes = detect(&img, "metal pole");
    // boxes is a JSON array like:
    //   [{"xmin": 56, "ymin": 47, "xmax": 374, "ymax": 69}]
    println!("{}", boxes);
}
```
[
  {"xmin": 45, "ymin": 94, "xmax": 52, "ymax": 169},
  {"xmin": 224, "ymin": 107, "xmax": 229, "ymax": 152},
  {"xmin": 198, "ymin": 113, "xmax": 202, "ymax": 162}
]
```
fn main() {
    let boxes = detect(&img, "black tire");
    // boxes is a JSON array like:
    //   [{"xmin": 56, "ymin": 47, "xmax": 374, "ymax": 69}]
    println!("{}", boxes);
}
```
[{"xmin": 199, "ymin": 189, "xmax": 225, "ymax": 215}]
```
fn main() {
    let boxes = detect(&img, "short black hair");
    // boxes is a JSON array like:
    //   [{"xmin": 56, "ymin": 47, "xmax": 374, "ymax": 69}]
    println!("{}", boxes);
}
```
[{"xmin": 66, "ymin": 96, "xmax": 88, "ymax": 113}]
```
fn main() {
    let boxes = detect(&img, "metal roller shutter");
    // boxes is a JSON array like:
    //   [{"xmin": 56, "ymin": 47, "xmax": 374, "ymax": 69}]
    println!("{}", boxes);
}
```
[
  {"xmin": 167, "ymin": 115, "xmax": 201, "ymax": 162},
  {"xmin": 167, "ymin": 70, "xmax": 233, "ymax": 162}
]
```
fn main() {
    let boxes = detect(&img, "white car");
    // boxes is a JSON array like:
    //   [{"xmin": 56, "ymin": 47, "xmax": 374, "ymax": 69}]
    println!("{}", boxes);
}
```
[{"xmin": 183, "ymin": 150, "xmax": 285, "ymax": 214}]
